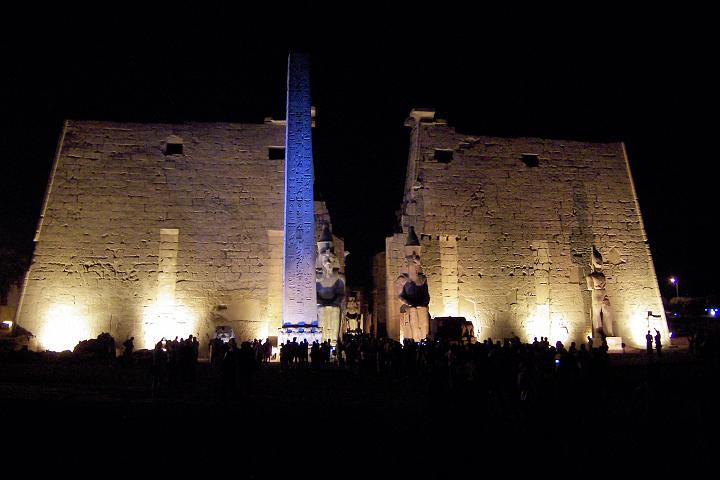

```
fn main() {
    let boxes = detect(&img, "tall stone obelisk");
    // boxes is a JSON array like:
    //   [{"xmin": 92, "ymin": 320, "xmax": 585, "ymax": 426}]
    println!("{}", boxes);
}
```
[{"xmin": 281, "ymin": 53, "xmax": 318, "ymax": 342}]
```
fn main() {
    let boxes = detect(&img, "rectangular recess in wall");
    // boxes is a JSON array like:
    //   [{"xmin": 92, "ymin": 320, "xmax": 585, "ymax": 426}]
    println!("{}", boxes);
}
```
[
  {"xmin": 521, "ymin": 153, "xmax": 539, "ymax": 167},
  {"xmin": 164, "ymin": 134, "xmax": 184, "ymax": 156},
  {"xmin": 268, "ymin": 146, "xmax": 285, "ymax": 160},
  {"xmin": 165, "ymin": 143, "xmax": 183, "ymax": 155},
  {"xmin": 434, "ymin": 149, "xmax": 453, "ymax": 163}
]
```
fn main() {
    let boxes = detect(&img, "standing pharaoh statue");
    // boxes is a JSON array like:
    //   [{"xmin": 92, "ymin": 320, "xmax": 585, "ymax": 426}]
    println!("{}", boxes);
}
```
[
  {"xmin": 586, "ymin": 246, "xmax": 614, "ymax": 339},
  {"xmin": 395, "ymin": 226, "xmax": 430, "ymax": 341},
  {"xmin": 316, "ymin": 224, "xmax": 345, "ymax": 345}
]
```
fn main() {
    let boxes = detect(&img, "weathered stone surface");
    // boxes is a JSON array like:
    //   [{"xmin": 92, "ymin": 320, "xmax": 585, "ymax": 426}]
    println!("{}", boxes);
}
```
[
  {"xmin": 282, "ymin": 53, "xmax": 316, "ymax": 329},
  {"xmin": 382, "ymin": 111, "xmax": 668, "ymax": 347},
  {"xmin": 16, "ymin": 120, "xmax": 340, "ymax": 350}
]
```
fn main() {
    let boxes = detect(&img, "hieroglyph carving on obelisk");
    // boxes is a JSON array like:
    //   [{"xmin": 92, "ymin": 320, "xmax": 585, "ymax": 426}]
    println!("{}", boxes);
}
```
[{"xmin": 282, "ymin": 53, "xmax": 317, "ymax": 328}]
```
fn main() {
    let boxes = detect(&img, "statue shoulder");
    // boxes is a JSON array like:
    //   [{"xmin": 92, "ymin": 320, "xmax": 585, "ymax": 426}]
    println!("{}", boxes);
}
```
[{"xmin": 395, "ymin": 274, "xmax": 410, "ymax": 294}]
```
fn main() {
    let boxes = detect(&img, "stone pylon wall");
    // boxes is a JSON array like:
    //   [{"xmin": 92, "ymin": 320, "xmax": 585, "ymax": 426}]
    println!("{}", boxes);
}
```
[
  {"xmin": 371, "ymin": 252, "xmax": 387, "ymax": 335},
  {"xmin": 386, "ymin": 115, "xmax": 668, "ymax": 347},
  {"xmin": 16, "ymin": 120, "xmax": 337, "ymax": 350},
  {"xmin": 384, "ymin": 234, "xmax": 406, "ymax": 340}
]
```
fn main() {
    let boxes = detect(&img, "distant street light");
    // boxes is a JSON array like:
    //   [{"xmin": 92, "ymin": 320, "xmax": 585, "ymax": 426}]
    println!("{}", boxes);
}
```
[{"xmin": 669, "ymin": 276, "xmax": 679, "ymax": 299}]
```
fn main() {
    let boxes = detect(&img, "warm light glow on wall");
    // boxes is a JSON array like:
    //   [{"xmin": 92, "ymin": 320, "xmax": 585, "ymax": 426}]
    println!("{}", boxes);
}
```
[
  {"xmin": 142, "ymin": 298, "xmax": 197, "ymax": 349},
  {"xmin": 524, "ymin": 304, "xmax": 550, "ymax": 342},
  {"xmin": 549, "ymin": 313, "xmax": 570, "ymax": 346},
  {"xmin": 458, "ymin": 300, "xmax": 479, "ymax": 339},
  {"xmin": 627, "ymin": 307, "xmax": 667, "ymax": 348},
  {"xmin": 626, "ymin": 309, "xmax": 646, "ymax": 347},
  {"xmin": 257, "ymin": 322, "xmax": 269, "ymax": 340},
  {"xmin": 39, "ymin": 304, "xmax": 91, "ymax": 352}
]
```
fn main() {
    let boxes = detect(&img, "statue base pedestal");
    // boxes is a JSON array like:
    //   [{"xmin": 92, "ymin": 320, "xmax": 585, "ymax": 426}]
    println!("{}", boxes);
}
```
[
  {"xmin": 278, "ymin": 325, "xmax": 323, "ymax": 346},
  {"xmin": 318, "ymin": 306, "xmax": 340, "ymax": 345},
  {"xmin": 400, "ymin": 307, "xmax": 430, "ymax": 342},
  {"xmin": 605, "ymin": 336, "xmax": 623, "ymax": 353}
]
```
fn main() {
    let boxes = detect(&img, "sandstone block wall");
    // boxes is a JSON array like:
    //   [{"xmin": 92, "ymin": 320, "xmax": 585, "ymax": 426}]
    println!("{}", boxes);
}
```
[
  {"xmin": 16, "ymin": 120, "xmax": 339, "ymax": 350},
  {"xmin": 384, "ymin": 115, "xmax": 668, "ymax": 347}
]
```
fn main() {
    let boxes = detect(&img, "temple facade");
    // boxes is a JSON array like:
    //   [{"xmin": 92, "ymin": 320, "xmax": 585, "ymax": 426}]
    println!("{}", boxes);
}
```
[
  {"xmin": 15, "ymin": 119, "xmax": 343, "ymax": 351},
  {"xmin": 378, "ymin": 109, "xmax": 668, "ymax": 348}
]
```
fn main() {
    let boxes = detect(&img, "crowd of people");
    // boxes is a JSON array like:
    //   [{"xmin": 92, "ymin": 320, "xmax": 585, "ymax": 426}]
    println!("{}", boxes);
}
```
[
  {"xmin": 329, "ymin": 334, "xmax": 613, "ymax": 396},
  {"xmin": 246, "ymin": 333, "xmax": 620, "ymax": 412},
  {"xmin": 150, "ymin": 335, "xmax": 200, "ymax": 395},
  {"xmin": 209, "ymin": 337, "xmax": 271, "ymax": 366},
  {"xmin": 4, "ymin": 325, "xmax": 719, "ymax": 407},
  {"xmin": 278, "ymin": 338, "xmax": 333, "ymax": 369},
  {"xmin": 212, "ymin": 338, "xmax": 269, "ymax": 399}
]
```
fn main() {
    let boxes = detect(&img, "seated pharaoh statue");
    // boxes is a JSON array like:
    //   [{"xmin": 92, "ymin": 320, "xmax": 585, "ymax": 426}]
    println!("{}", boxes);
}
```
[
  {"xmin": 395, "ymin": 226, "xmax": 430, "ymax": 341},
  {"xmin": 316, "ymin": 224, "xmax": 345, "ymax": 344}
]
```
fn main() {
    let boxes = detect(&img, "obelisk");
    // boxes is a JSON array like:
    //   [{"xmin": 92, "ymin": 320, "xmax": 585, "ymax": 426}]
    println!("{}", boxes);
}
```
[{"xmin": 281, "ymin": 53, "xmax": 318, "ymax": 343}]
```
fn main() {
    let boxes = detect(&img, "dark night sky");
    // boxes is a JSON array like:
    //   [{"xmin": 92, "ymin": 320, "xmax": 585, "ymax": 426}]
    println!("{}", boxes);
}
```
[{"xmin": 1, "ymin": 6, "xmax": 717, "ymax": 298}]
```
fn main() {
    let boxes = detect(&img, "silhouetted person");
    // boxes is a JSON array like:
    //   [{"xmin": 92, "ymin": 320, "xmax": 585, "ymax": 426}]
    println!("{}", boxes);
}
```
[
  {"xmin": 152, "ymin": 340, "xmax": 167, "ymax": 397},
  {"xmin": 211, "ymin": 337, "xmax": 227, "ymax": 367},
  {"xmin": 654, "ymin": 329, "xmax": 662, "ymax": 357},
  {"xmin": 221, "ymin": 339, "xmax": 238, "ymax": 400},
  {"xmin": 106, "ymin": 333, "xmax": 116, "ymax": 363},
  {"xmin": 122, "ymin": 336, "xmax": 134, "ymax": 365},
  {"xmin": 646, "ymin": 331, "xmax": 653, "ymax": 355},
  {"xmin": 688, "ymin": 333, "xmax": 695, "ymax": 355},
  {"xmin": 263, "ymin": 338, "xmax": 272, "ymax": 362},
  {"xmin": 237, "ymin": 341, "xmax": 256, "ymax": 394}
]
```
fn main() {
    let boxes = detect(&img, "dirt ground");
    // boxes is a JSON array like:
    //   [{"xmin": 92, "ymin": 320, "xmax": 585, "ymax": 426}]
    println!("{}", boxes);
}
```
[{"xmin": 1, "ymin": 348, "xmax": 718, "ymax": 474}]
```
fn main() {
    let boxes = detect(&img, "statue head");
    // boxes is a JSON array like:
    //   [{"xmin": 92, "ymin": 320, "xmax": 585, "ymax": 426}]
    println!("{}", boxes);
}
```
[
  {"xmin": 317, "ymin": 223, "xmax": 337, "ymax": 275},
  {"xmin": 405, "ymin": 251, "xmax": 422, "ymax": 267},
  {"xmin": 320, "ymin": 248, "xmax": 337, "ymax": 274},
  {"xmin": 403, "ymin": 251, "xmax": 424, "ymax": 279},
  {"xmin": 346, "ymin": 295, "xmax": 360, "ymax": 313}
]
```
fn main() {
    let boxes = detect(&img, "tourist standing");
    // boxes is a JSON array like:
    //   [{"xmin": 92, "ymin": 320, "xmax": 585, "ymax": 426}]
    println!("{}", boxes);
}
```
[{"xmin": 122, "ymin": 336, "xmax": 134, "ymax": 366}]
